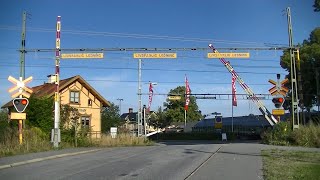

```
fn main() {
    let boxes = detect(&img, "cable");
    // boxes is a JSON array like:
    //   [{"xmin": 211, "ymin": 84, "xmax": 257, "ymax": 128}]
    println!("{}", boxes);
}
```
[
  {"xmin": 0, "ymin": 25, "xmax": 288, "ymax": 46},
  {"xmin": 0, "ymin": 77, "xmax": 272, "ymax": 85},
  {"xmin": 0, "ymin": 63, "xmax": 286, "ymax": 75}
]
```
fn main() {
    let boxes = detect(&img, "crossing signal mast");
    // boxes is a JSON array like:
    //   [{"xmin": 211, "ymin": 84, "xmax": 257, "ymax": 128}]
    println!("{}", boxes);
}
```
[{"xmin": 208, "ymin": 44, "xmax": 278, "ymax": 126}]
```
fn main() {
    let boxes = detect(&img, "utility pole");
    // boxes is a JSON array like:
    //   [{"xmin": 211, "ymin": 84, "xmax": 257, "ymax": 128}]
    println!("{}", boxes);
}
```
[
  {"xmin": 138, "ymin": 59, "xmax": 142, "ymax": 136},
  {"xmin": 19, "ymin": 11, "xmax": 27, "ymax": 128},
  {"xmin": 286, "ymin": 7, "xmax": 300, "ymax": 129},
  {"xmin": 316, "ymin": 69, "xmax": 320, "ymax": 112},
  {"xmin": 116, "ymin": 98, "xmax": 123, "ymax": 115},
  {"xmin": 53, "ymin": 16, "xmax": 61, "ymax": 148}
]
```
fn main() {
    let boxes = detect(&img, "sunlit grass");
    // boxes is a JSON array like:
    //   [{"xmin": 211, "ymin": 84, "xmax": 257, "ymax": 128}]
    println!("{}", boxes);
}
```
[{"xmin": 262, "ymin": 149, "xmax": 320, "ymax": 180}]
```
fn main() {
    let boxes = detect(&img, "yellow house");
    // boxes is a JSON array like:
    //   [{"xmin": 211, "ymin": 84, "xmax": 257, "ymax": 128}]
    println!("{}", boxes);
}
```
[{"xmin": 2, "ymin": 75, "xmax": 110, "ymax": 136}]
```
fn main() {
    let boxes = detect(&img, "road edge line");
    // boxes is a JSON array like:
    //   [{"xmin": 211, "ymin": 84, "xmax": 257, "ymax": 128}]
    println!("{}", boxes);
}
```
[{"xmin": 0, "ymin": 149, "xmax": 101, "ymax": 170}]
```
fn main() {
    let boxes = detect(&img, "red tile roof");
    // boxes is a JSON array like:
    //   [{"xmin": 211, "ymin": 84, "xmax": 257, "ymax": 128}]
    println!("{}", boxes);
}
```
[{"xmin": 2, "ymin": 75, "xmax": 110, "ymax": 108}]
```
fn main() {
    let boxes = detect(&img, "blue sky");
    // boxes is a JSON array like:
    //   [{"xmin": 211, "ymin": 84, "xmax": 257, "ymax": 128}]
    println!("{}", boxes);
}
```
[{"xmin": 0, "ymin": 0, "xmax": 319, "ymax": 118}]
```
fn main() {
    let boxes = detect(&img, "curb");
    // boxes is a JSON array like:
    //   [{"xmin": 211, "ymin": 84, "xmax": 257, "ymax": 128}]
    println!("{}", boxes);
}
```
[{"xmin": 0, "ymin": 149, "xmax": 101, "ymax": 170}]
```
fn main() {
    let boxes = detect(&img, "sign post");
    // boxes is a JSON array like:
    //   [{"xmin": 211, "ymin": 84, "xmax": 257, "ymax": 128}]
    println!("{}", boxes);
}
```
[
  {"xmin": 8, "ymin": 76, "xmax": 33, "ymax": 144},
  {"xmin": 268, "ymin": 74, "xmax": 288, "ymax": 122}
]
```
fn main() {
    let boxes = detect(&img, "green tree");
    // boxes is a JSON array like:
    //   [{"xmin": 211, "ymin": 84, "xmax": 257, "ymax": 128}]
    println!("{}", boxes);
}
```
[
  {"xmin": 101, "ymin": 102, "xmax": 121, "ymax": 132},
  {"xmin": 314, "ymin": 0, "xmax": 320, "ymax": 12},
  {"xmin": 280, "ymin": 27, "xmax": 320, "ymax": 111},
  {"xmin": 163, "ymin": 86, "xmax": 202, "ymax": 123},
  {"xmin": 26, "ymin": 95, "xmax": 54, "ymax": 133},
  {"xmin": 149, "ymin": 106, "xmax": 170, "ymax": 129},
  {"xmin": 60, "ymin": 104, "xmax": 80, "ymax": 130}
]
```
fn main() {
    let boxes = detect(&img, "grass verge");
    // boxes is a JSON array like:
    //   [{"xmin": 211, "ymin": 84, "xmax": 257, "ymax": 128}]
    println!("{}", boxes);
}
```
[
  {"xmin": 262, "ymin": 149, "xmax": 320, "ymax": 180},
  {"xmin": 92, "ymin": 133, "xmax": 154, "ymax": 147}
]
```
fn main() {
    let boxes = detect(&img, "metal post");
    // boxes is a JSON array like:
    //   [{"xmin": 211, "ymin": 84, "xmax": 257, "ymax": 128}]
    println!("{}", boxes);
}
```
[
  {"xmin": 53, "ymin": 16, "xmax": 61, "ymax": 147},
  {"xmin": 143, "ymin": 105, "xmax": 146, "ymax": 136},
  {"xmin": 20, "ymin": 11, "xmax": 26, "ymax": 80},
  {"xmin": 287, "ymin": 7, "xmax": 299, "ymax": 129},
  {"xmin": 232, "ymin": 104, "xmax": 234, "ymax": 133},
  {"xmin": 18, "ymin": 119, "xmax": 23, "ymax": 144},
  {"xmin": 138, "ymin": 59, "xmax": 142, "ymax": 136},
  {"xmin": 117, "ymin": 98, "xmax": 123, "ymax": 115},
  {"xmin": 20, "ymin": 11, "xmax": 27, "ymax": 128},
  {"xmin": 316, "ymin": 69, "xmax": 320, "ymax": 112},
  {"xmin": 184, "ymin": 110, "xmax": 187, "ymax": 129}
]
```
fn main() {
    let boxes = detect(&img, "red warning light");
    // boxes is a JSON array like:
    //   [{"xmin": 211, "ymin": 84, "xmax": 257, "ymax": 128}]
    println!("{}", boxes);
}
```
[
  {"xmin": 21, "ymin": 99, "xmax": 28, "ymax": 105},
  {"xmin": 278, "ymin": 98, "xmax": 284, "ymax": 103}
]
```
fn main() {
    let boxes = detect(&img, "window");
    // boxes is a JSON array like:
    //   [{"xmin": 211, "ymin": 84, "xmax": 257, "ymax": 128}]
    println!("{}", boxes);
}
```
[
  {"xmin": 70, "ymin": 91, "xmax": 80, "ymax": 104},
  {"xmin": 81, "ymin": 116, "xmax": 90, "ymax": 127},
  {"xmin": 88, "ymin": 99, "xmax": 92, "ymax": 106}
]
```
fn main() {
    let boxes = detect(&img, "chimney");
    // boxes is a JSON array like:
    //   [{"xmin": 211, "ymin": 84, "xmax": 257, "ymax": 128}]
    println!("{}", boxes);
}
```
[
  {"xmin": 47, "ymin": 74, "xmax": 56, "ymax": 84},
  {"xmin": 129, "ymin": 108, "xmax": 133, "ymax": 113}
]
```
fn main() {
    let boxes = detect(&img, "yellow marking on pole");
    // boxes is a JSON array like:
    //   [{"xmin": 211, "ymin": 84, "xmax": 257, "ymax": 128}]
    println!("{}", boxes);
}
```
[
  {"xmin": 133, "ymin": 53, "xmax": 177, "ymax": 59},
  {"xmin": 61, "ymin": 53, "xmax": 104, "ymax": 59},
  {"xmin": 19, "ymin": 120, "xmax": 23, "ymax": 145},
  {"xmin": 207, "ymin": 53, "xmax": 250, "ymax": 58}
]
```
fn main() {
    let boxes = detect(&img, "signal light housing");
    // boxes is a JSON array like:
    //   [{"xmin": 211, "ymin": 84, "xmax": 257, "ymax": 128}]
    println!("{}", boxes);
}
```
[
  {"xmin": 12, "ymin": 98, "xmax": 29, "ymax": 113},
  {"xmin": 272, "ymin": 97, "xmax": 284, "ymax": 108}
]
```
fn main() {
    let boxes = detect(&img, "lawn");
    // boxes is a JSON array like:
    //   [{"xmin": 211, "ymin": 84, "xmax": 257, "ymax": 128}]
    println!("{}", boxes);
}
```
[{"xmin": 262, "ymin": 149, "xmax": 320, "ymax": 180}]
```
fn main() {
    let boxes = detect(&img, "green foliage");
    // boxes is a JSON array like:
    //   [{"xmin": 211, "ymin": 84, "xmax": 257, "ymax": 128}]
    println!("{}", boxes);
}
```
[
  {"xmin": 280, "ymin": 27, "xmax": 320, "ymax": 110},
  {"xmin": 0, "ymin": 127, "xmax": 52, "ymax": 157},
  {"xmin": 261, "ymin": 122, "xmax": 292, "ymax": 146},
  {"xmin": 149, "ymin": 106, "xmax": 170, "ymax": 129},
  {"xmin": 60, "ymin": 104, "xmax": 80, "ymax": 130},
  {"xmin": 101, "ymin": 102, "xmax": 121, "ymax": 132},
  {"xmin": 163, "ymin": 86, "xmax": 202, "ymax": 123},
  {"xmin": 290, "ymin": 123, "xmax": 320, "ymax": 148},
  {"xmin": 262, "ymin": 149, "xmax": 320, "ymax": 180},
  {"xmin": 314, "ymin": 0, "xmax": 320, "ymax": 12},
  {"xmin": 26, "ymin": 95, "xmax": 54, "ymax": 133},
  {"xmin": 262, "ymin": 121, "xmax": 320, "ymax": 147}
]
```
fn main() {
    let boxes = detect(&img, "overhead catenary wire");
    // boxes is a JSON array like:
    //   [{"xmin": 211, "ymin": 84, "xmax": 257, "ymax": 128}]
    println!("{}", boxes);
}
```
[{"xmin": 0, "ymin": 25, "xmax": 288, "ymax": 46}]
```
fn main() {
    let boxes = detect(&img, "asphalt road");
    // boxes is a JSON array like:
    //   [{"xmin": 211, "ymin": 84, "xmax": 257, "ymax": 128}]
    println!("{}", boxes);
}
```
[{"xmin": 3, "ymin": 141, "xmax": 317, "ymax": 180}]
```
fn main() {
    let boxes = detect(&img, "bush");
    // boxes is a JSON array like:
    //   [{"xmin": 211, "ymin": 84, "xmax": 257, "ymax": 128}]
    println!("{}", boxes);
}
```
[
  {"xmin": 290, "ymin": 123, "xmax": 320, "ymax": 148},
  {"xmin": 0, "ymin": 127, "xmax": 52, "ymax": 157},
  {"xmin": 261, "ymin": 121, "xmax": 292, "ymax": 146},
  {"xmin": 94, "ymin": 133, "xmax": 153, "ymax": 147},
  {"xmin": 261, "ymin": 121, "xmax": 320, "ymax": 148}
]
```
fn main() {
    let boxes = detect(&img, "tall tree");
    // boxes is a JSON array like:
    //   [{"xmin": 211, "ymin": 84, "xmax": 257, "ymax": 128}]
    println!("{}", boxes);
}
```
[
  {"xmin": 101, "ymin": 102, "xmax": 121, "ymax": 132},
  {"xmin": 148, "ymin": 106, "xmax": 170, "ymax": 129},
  {"xmin": 314, "ymin": 0, "xmax": 320, "ymax": 12},
  {"xmin": 280, "ymin": 27, "xmax": 320, "ymax": 111},
  {"xmin": 163, "ymin": 86, "xmax": 202, "ymax": 123},
  {"xmin": 26, "ymin": 95, "xmax": 54, "ymax": 133}
]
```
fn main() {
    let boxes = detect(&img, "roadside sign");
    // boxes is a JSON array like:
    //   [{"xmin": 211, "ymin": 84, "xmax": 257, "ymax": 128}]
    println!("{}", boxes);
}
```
[
  {"xmin": 268, "ymin": 78, "xmax": 289, "ymax": 96},
  {"xmin": 272, "ymin": 109, "xmax": 285, "ymax": 115},
  {"xmin": 8, "ymin": 76, "xmax": 33, "ymax": 98},
  {"xmin": 10, "ymin": 112, "xmax": 26, "ymax": 120},
  {"xmin": 214, "ymin": 116, "xmax": 222, "ymax": 129},
  {"xmin": 133, "ymin": 53, "xmax": 177, "ymax": 59},
  {"xmin": 61, "ymin": 53, "xmax": 104, "ymax": 59},
  {"xmin": 168, "ymin": 96, "xmax": 181, "ymax": 100},
  {"xmin": 207, "ymin": 53, "xmax": 250, "ymax": 59}
]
